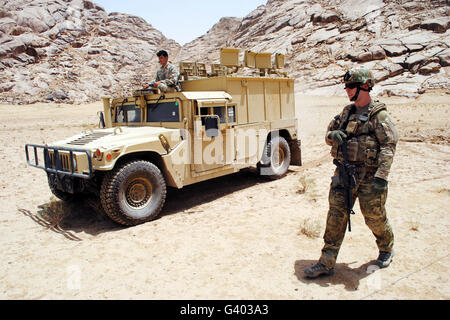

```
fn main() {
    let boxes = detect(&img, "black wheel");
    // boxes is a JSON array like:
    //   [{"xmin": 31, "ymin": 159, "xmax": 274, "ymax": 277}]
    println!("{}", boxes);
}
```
[
  {"xmin": 100, "ymin": 160, "xmax": 167, "ymax": 226},
  {"xmin": 259, "ymin": 136, "xmax": 291, "ymax": 179},
  {"xmin": 47, "ymin": 173, "xmax": 76, "ymax": 202}
]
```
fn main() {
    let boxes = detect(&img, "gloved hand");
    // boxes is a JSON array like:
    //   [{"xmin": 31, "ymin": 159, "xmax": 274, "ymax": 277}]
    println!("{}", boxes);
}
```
[
  {"xmin": 328, "ymin": 130, "xmax": 347, "ymax": 145},
  {"xmin": 372, "ymin": 177, "xmax": 388, "ymax": 193}
]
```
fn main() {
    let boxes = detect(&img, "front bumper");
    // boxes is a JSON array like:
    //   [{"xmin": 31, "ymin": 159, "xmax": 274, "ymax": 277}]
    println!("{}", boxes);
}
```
[{"xmin": 25, "ymin": 144, "xmax": 93, "ymax": 179}]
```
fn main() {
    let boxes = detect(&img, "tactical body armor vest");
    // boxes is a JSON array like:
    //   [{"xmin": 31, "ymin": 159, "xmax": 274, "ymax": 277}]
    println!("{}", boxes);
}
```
[{"xmin": 330, "ymin": 102, "xmax": 387, "ymax": 166}]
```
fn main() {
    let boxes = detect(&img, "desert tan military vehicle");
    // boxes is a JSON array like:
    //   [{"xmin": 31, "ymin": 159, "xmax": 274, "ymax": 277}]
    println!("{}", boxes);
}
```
[{"xmin": 25, "ymin": 48, "xmax": 302, "ymax": 226}]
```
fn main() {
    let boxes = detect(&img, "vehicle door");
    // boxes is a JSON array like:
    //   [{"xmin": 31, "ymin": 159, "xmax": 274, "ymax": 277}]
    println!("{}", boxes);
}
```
[{"xmin": 192, "ymin": 100, "xmax": 237, "ymax": 174}]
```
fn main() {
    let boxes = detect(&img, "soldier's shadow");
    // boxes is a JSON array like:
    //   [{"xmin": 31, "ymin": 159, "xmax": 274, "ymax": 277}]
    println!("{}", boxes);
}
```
[{"xmin": 294, "ymin": 259, "xmax": 380, "ymax": 291}]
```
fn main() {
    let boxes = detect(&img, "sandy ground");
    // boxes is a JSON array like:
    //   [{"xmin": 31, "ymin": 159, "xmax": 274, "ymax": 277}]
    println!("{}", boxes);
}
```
[{"xmin": 0, "ymin": 92, "xmax": 449, "ymax": 300}]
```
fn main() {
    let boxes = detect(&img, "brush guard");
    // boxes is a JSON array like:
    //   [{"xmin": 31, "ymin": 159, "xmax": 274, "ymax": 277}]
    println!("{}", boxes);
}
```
[{"xmin": 25, "ymin": 144, "xmax": 93, "ymax": 179}]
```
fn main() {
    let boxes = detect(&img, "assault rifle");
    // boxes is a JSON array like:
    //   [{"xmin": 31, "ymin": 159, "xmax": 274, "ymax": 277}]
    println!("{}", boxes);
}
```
[{"xmin": 333, "ymin": 139, "xmax": 356, "ymax": 232}]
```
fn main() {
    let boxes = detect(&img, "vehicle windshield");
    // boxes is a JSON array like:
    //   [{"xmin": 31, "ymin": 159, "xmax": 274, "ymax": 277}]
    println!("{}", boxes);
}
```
[
  {"xmin": 147, "ymin": 101, "xmax": 180, "ymax": 122},
  {"xmin": 115, "ymin": 104, "xmax": 141, "ymax": 123}
]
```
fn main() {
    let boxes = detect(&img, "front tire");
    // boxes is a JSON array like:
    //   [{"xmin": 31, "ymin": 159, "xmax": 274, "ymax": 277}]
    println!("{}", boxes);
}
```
[
  {"xmin": 47, "ymin": 173, "xmax": 76, "ymax": 202},
  {"xmin": 100, "ymin": 160, "xmax": 167, "ymax": 226}
]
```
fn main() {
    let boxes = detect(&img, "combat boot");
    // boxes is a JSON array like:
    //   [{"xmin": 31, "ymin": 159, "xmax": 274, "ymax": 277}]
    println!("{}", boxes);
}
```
[
  {"xmin": 375, "ymin": 249, "xmax": 394, "ymax": 268},
  {"xmin": 304, "ymin": 262, "xmax": 334, "ymax": 278}
]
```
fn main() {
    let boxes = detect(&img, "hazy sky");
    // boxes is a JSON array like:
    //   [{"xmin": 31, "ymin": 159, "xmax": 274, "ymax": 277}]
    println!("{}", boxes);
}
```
[{"xmin": 94, "ymin": 0, "xmax": 267, "ymax": 45}]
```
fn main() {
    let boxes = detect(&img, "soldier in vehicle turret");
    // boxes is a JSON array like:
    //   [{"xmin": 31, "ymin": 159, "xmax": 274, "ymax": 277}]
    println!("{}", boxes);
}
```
[{"xmin": 143, "ymin": 50, "xmax": 181, "ymax": 93}]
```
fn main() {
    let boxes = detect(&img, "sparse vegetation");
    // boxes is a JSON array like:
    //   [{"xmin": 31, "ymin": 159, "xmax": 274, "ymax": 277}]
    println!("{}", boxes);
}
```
[
  {"xmin": 408, "ymin": 218, "xmax": 420, "ymax": 232},
  {"xmin": 298, "ymin": 217, "xmax": 322, "ymax": 238},
  {"xmin": 296, "ymin": 174, "xmax": 317, "ymax": 194},
  {"xmin": 296, "ymin": 174, "xmax": 322, "ymax": 204},
  {"xmin": 434, "ymin": 188, "xmax": 450, "ymax": 196},
  {"xmin": 297, "ymin": 175, "xmax": 308, "ymax": 194},
  {"xmin": 37, "ymin": 196, "xmax": 66, "ymax": 227}
]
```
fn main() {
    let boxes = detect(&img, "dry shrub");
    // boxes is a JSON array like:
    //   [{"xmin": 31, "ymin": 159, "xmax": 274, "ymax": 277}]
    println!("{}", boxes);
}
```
[
  {"xmin": 298, "ymin": 217, "xmax": 322, "ymax": 238},
  {"xmin": 296, "ymin": 175, "xmax": 317, "ymax": 195},
  {"xmin": 434, "ymin": 188, "xmax": 450, "ymax": 195},
  {"xmin": 408, "ymin": 218, "xmax": 420, "ymax": 232},
  {"xmin": 38, "ymin": 196, "xmax": 66, "ymax": 226},
  {"xmin": 297, "ymin": 175, "xmax": 307, "ymax": 194}
]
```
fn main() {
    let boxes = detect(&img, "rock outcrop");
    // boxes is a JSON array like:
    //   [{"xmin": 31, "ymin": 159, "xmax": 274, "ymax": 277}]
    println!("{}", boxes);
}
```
[
  {"xmin": 176, "ymin": 0, "xmax": 450, "ymax": 98},
  {"xmin": 177, "ymin": 17, "xmax": 242, "ymax": 65},
  {"xmin": 1, "ymin": 0, "xmax": 449, "ymax": 104},
  {"xmin": 0, "ymin": 0, "xmax": 180, "ymax": 104}
]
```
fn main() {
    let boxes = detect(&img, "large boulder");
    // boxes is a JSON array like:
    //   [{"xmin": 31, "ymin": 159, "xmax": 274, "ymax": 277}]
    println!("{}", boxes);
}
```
[
  {"xmin": 437, "ymin": 49, "xmax": 450, "ymax": 67},
  {"xmin": 14, "ymin": 7, "xmax": 56, "ymax": 33},
  {"xmin": 410, "ymin": 18, "xmax": 450, "ymax": 33},
  {"xmin": 380, "ymin": 44, "xmax": 408, "ymax": 57},
  {"xmin": 418, "ymin": 62, "xmax": 441, "ymax": 75},
  {"xmin": 338, "ymin": 0, "xmax": 384, "ymax": 21}
]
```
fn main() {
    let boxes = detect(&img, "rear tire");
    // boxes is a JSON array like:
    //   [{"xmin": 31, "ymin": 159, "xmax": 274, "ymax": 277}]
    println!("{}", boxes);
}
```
[
  {"xmin": 258, "ymin": 136, "xmax": 291, "ymax": 179},
  {"xmin": 100, "ymin": 160, "xmax": 167, "ymax": 226}
]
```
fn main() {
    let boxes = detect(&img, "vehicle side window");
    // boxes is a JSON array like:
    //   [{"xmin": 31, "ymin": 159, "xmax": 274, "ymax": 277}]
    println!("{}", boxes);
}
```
[
  {"xmin": 227, "ymin": 105, "xmax": 236, "ymax": 123},
  {"xmin": 213, "ymin": 106, "xmax": 226, "ymax": 123},
  {"xmin": 199, "ymin": 107, "xmax": 210, "ymax": 125},
  {"xmin": 199, "ymin": 105, "xmax": 235, "ymax": 125}
]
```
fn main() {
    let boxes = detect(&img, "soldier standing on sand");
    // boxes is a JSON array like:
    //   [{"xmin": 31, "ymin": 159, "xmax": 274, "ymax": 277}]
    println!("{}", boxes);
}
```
[
  {"xmin": 143, "ymin": 50, "xmax": 181, "ymax": 93},
  {"xmin": 304, "ymin": 67, "xmax": 399, "ymax": 278}
]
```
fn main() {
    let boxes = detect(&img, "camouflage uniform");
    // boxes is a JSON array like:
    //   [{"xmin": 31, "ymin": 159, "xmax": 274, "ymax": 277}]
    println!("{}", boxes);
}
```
[
  {"xmin": 319, "ymin": 100, "xmax": 399, "ymax": 270},
  {"xmin": 149, "ymin": 62, "xmax": 181, "ymax": 92}
]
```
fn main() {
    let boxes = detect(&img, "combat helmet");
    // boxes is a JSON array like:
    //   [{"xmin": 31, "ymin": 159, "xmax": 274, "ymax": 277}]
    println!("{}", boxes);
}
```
[
  {"xmin": 343, "ymin": 67, "xmax": 375, "ymax": 88},
  {"xmin": 343, "ymin": 67, "xmax": 374, "ymax": 101}
]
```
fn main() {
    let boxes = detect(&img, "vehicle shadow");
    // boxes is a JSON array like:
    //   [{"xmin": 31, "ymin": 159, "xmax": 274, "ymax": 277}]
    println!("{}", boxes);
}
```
[
  {"xmin": 19, "ymin": 168, "xmax": 273, "ymax": 239},
  {"xmin": 294, "ymin": 259, "xmax": 380, "ymax": 292},
  {"xmin": 162, "ymin": 168, "xmax": 271, "ymax": 216},
  {"xmin": 18, "ymin": 195, "xmax": 122, "ymax": 240}
]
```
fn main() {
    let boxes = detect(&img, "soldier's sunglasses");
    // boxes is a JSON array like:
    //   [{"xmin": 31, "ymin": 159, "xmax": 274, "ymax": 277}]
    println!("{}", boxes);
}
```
[{"xmin": 345, "ymin": 83, "xmax": 360, "ymax": 89}]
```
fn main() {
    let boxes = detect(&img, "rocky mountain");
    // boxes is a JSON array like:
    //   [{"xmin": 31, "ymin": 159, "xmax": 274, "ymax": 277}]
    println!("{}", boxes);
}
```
[
  {"xmin": 177, "ymin": 0, "xmax": 450, "ymax": 97},
  {"xmin": 0, "ymin": 0, "xmax": 180, "ymax": 104},
  {"xmin": 0, "ymin": 0, "xmax": 449, "ymax": 104},
  {"xmin": 177, "ymin": 17, "xmax": 242, "ymax": 65}
]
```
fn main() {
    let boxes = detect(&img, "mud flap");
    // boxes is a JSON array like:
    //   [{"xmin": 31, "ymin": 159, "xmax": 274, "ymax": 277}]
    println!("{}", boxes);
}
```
[{"xmin": 289, "ymin": 139, "xmax": 302, "ymax": 166}]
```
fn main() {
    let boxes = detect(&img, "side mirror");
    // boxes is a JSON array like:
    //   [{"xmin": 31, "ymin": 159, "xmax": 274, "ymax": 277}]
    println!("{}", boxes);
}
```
[
  {"xmin": 98, "ymin": 111, "xmax": 106, "ymax": 128},
  {"xmin": 204, "ymin": 116, "xmax": 219, "ymax": 137}
]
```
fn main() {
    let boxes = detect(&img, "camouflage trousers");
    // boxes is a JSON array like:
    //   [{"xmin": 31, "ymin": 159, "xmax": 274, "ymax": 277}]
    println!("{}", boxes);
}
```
[
  {"xmin": 149, "ymin": 82, "xmax": 179, "ymax": 93},
  {"xmin": 319, "ymin": 167, "xmax": 394, "ymax": 269},
  {"xmin": 154, "ymin": 81, "xmax": 181, "ymax": 93},
  {"xmin": 156, "ymin": 83, "xmax": 179, "ymax": 93}
]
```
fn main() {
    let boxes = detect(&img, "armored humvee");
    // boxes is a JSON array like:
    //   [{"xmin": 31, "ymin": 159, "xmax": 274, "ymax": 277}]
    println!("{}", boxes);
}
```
[{"xmin": 25, "ymin": 48, "xmax": 302, "ymax": 226}]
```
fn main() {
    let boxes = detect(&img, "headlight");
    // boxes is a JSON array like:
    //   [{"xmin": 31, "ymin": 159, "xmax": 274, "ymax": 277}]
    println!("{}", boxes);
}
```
[{"xmin": 93, "ymin": 148, "xmax": 103, "ymax": 161}]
